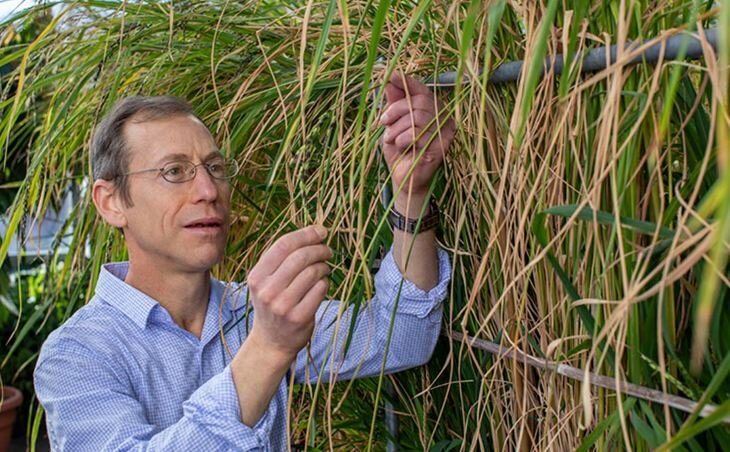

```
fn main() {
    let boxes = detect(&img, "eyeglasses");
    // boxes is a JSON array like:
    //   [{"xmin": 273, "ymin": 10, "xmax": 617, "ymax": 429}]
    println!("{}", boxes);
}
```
[{"xmin": 121, "ymin": 158, "xmax": 240, "ymax": 184}]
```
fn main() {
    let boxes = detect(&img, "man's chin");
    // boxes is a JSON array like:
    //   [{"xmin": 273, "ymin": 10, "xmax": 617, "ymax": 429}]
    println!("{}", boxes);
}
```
[
  {"xmin": 192, "ymin": 252, "xmax": 226, "ymax": 272},
  {"xmin": 176, "ymin": 246, "xmax": 226, "ymax": 273}
]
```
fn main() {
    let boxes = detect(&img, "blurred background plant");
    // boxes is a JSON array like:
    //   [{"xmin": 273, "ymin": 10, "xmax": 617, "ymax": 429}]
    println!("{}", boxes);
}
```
[
  {"xmin": 1, "ymin": 0, "xmax": 729, "ymax": 450},
  {"xmin": 0, "ymin": 264, "xmax": 84, "ymax": 444}
]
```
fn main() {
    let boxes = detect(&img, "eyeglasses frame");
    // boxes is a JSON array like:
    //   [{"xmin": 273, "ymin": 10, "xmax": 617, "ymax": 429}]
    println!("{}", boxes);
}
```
[{"xmin": 119, "ymin": 157, "xmax": 240, "ymax": 184}]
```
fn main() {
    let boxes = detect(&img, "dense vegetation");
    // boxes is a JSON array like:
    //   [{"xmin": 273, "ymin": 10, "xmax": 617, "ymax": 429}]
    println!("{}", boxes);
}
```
[{"xmin": 1, "ymin": 1, "xmax": 729, "ymax": 450}]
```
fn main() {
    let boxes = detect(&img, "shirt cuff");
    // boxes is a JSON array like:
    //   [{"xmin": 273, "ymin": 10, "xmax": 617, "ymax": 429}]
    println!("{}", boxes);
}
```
[
  {"xmin": 183, "ymin": 365, "xmax": 275, "ymax": 445},
  {"xmin": 374, "ymin": 246, "xmax": 451, "ymax": 318}
]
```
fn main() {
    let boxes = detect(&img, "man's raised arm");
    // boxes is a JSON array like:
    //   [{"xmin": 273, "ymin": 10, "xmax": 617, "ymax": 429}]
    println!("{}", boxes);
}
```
[{"xmin": 379, "ymin": 73, "xmax": 455, "ymax": 290}]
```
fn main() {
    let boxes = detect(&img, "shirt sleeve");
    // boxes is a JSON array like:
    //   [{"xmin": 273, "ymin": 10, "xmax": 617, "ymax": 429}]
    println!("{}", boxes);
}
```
[
  {"xmin": 34, "ymin": 341, "xmax": 275, "ymax": 451},
  {"xmin": 293, "ymin": 246, "xmax": 450, "ymax": 384}
]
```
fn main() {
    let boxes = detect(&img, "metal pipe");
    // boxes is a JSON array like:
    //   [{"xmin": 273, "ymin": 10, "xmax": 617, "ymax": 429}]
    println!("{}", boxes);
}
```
[
  {"xmin": 427, "ymin": 28, "xmax": 718, "ymax": 87},
  {"xmin": 446, "ymin": 330, "xmax": 729, "ymax": 424},
  {"xmin": 385, "ymin": 379, "xmax": 399, "ymax": 452}
]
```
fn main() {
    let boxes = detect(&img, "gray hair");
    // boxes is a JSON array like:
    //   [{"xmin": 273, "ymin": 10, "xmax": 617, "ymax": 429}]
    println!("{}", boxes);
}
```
[{"xmin": 90, "ymin": 96, "xmax": 204, "ymax": 205}]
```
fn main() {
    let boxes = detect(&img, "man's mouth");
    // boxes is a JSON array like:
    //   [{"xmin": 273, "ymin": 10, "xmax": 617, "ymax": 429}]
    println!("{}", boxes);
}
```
[{"xmin": 184, "ymin": 218, "xmax": 224, "ymax": 229}]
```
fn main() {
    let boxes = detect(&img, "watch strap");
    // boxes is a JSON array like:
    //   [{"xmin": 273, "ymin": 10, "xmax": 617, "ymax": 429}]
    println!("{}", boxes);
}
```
[{"xmin": 388, "ymin": 201, "xmax": 439, "ymax": 233}]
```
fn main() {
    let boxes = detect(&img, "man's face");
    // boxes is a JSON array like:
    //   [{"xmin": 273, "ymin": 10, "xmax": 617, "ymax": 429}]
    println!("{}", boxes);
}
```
[{"xmin": 118, "ymin": 114, "xmax": 231, "ymax": 274}]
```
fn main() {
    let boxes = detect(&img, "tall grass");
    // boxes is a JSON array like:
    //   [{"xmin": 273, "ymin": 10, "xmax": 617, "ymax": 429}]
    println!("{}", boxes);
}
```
[{"xmin": 1, "ymin": 1, "xmax": 729, "ymax": 450}]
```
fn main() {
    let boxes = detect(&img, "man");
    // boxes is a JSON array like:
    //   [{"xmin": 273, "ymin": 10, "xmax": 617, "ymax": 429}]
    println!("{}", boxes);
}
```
[{"xmin": 34, "ymin": 74, "xmax": 455, "ymax": 450}]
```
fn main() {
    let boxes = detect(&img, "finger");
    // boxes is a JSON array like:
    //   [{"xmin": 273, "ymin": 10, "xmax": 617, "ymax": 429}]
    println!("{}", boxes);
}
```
[
  {"xmin": 284, "ymin": 262, "xmax": 330, "ymax": 302},
  {"xmin": 394, "ymin": 127, "xmax": 430, "ymax": 150},
  {"xmin": 380, "ymin": 94, "xmax": 437, "ymax": 126},
  {"xmin": 440, "ymin": 117, "xmax": 457, "ymax": 141},
  {"xmin": 383, "ymin": 110, "xmax": 436, "ymax": 144},
  {"xmin": 380, "ymin": 141, "xmax": 399, "ymax": 164},
  {"xmin": 414, "ymin": 128, "xmax": 450, "ymax": 153},
  {"xmin": 383, "ymin": 70, "xmax": 409, "ymax": 105},
  {"xmin": 423, "ymin": 117, "xmax": 456, "ymax": 147},
  {"xmin": 251, "ymin": 226, "xmax": 327, "ymax": 277},
  {"xmin": 388, "ymin": 73, "xmax": 433, "ymax": 97},
  {"xmin": 394, "ymin": 116, "xmax": 456, "ymax": 152},
  {"xmin": 270, "ymin": 244, "xmax": 332, "ymax": 287},
  {"xmin": 384, "ymin": 82, "xmax": 404, "ymax": 105},
  {"xmin": 290, "ymin": 278, "xmax": 328, "ymax": 324}
]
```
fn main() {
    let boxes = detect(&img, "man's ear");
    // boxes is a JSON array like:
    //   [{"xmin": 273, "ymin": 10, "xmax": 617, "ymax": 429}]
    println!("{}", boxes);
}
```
[{"xmin": 92, "ymin": 179, "xmax": 128, "ymax": 229}]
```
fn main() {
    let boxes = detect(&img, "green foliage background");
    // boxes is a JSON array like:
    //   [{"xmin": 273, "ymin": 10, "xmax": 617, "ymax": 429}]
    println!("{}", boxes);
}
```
[{"xmin": 1, "ymin": 1, "xmax": 730, "ymax": 450}]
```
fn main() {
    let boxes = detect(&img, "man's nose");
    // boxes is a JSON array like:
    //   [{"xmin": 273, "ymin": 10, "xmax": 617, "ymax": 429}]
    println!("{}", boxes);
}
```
[{"xmin": 189, "ymin": 165, "xmax": 219, "ymax": 202}]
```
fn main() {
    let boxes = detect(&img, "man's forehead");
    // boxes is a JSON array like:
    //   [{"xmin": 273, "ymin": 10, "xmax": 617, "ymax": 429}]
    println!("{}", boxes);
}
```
[
  {"xmin": 125, "ymin": 112, "xmax": 208, "ymax": 133},
  {"xmin": 123, "ymin": 113, "xmax": 217, "ymax": 161}
]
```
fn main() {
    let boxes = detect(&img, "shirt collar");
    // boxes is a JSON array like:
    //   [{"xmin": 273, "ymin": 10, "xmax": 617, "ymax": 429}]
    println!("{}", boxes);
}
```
[{"xmin": 95, "ymin": 262, "xmax": 249, "ymax": 332}]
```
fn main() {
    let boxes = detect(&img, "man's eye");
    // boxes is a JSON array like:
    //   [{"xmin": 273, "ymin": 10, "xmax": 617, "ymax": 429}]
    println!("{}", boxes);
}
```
[
  {"xmin": 207, "ymin": 162, "xmax": 225, "ymax": 175},
  {"xmin": 163, "ymin": 164, "xmax": 185, "ymax": 178}
]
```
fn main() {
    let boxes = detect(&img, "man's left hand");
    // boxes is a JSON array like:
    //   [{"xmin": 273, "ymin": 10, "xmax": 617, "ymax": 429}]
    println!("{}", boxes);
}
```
[{"xmin": 379, "ymin": 73, "xmax": 455, "ymax": 197}]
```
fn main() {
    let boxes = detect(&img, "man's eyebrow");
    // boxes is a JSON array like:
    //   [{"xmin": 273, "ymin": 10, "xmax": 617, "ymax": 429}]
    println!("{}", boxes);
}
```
[
  {"xmin": 154, "ymin": 150, "xmax": 222, "ymax": 165},
  {"xmin": 203, "ymin": 150, "xmax": 225, "ymax": 160}
]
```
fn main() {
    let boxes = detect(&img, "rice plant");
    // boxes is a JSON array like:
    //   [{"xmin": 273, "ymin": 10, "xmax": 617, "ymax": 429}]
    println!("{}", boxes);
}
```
[{"xmin": 1, "ymin": 0, "xmax": 729, "ymax": 450}]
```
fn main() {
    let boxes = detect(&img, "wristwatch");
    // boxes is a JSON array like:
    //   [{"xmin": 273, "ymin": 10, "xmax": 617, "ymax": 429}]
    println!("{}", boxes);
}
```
[{"xmin": 387, "ymin": 200, "xmax": 440, "ymax": 234}]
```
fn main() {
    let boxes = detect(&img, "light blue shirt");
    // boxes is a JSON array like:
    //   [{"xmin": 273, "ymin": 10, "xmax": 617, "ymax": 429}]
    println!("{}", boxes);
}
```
[{"xmin": 34, "ymin": 248, "xmax": 450, "ymax": 451}]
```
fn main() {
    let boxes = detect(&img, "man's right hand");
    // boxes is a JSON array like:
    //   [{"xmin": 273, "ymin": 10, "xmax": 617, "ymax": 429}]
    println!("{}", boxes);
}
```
[
  {"xmin": 245, "ymin": 225, "xmax": 332, "ymax": 363},
  {"xmin": 231, "ymin": 225, "xmax": 331, "ymax": 426}
]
